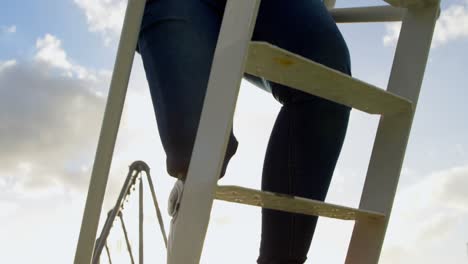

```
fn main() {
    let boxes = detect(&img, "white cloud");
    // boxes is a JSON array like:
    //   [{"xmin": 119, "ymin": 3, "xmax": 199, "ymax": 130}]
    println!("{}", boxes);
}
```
[
  {"xmin": 0, "ymin": 31, "xmax": 164, "ymax": 262},
  {"xmin": 0, "ymin": 33, "xmax": 156, "ymax": 198},
  {"xmin": 1, "ymin": 25, "xmax": 17, "ymax": 34},
  {"xmin": 0, "ymin": 35, "xmax": 118, "ymax": 193},
  {"xmin": 7, "ymin": 25, "xmax": 16, "ymax": 33},
  {"xmin": 380, "ymin": 246, "xmax": 414, "ymax": 264},
  {"xmin": 380, "ymin": 164, "xmax": 468, "ymax": 263},
  {"xmin": 434, "ymin": 164, "xmax": 468, "ymax": 211},
  {"xmin": 417, "ymin": 212, "xmax": 461, "ymax": 241},
  {"xmin": 383, "ymin": 1, "xmax": 468, "ymax": 48},
  {"xmin": 0, "ymin": 59, "xmax": 17, "ymax": 72},
  {"xmin": 73, "ymin": 0, "xmax": 126, "ymax": 45},
  {"xmin": 433, "ymin": 2, "xmax": 468, "ymax": 46},
  {"xmin": 35, "ymin": 34, "xmax": 73, "ymax": 70},
  {"xmin": 34, "ymin": 34, "xmax": 111, "ymax": 83},
  {"xmin": 0, "ymin": 60, "xmax": 106, "ymax": 192},
  {"xmin": 383, "ymin": 22, "xmax": 401, "ymax": 47}
]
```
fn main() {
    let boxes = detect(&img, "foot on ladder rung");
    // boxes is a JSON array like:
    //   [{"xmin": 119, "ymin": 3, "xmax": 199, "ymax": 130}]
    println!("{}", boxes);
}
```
[
  {"xmin": 215, "ymin": 185, "xmax": 385, "ymax": 222},
  {"xmin": 246, "ymin": 41, "xmax": 413, "ymax": 115}
]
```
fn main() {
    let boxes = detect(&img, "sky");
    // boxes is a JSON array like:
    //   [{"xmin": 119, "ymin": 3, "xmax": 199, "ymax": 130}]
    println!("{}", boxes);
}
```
[{"xmin": 1, "ymin": 0, "xmax": 468, "ymax": 263}]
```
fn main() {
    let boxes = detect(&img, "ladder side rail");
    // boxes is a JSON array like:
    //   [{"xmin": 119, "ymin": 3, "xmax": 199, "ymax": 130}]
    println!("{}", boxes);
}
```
[
  {"xmin": 385, "ymin": 0, "xmax": 438, "ymax": 8},
  {"xmin": 166, "ymin": 0, "xmax": 261, "ymax": 263},
  {"xmin": 345, "ymin": 4, "xmax": 440, "ymax": 264},
  {"xmin": 73, "ymin": 1, "xmax": 146, "ymax": 262},
  {"xmin": 330, "ymin": 5, "xmax": 405, "ymax": 23}
]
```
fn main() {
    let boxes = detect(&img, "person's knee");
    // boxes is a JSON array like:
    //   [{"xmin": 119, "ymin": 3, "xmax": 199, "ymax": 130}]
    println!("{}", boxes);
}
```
[
  {"xmin": 165, "ymin": 132, "xmax": 239, "ymax": 179},
  {"xmin": 272, "ymin": 85, "xmax": 350, "ymax": 114}
]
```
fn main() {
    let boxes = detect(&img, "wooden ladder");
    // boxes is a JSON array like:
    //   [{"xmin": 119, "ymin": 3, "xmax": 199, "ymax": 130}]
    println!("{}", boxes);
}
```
[{"xmin": 74, "ymin": 0, "xmax": 440, "ymax": 263}]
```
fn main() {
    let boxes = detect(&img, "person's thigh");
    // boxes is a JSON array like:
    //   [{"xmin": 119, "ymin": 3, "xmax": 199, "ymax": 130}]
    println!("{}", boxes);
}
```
[
  {"xmin": 252, "ymin": 0, "xmax": 351, "ymax": 103},
  {"xmin": 138, "ymin": 0, "xmax": 237, "ymax": 178}
]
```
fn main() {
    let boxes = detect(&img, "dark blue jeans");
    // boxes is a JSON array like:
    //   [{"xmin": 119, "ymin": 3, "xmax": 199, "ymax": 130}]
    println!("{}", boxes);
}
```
[{"xmin": 138, "ymin": 0, "xmax": 351, "ymax": 263}]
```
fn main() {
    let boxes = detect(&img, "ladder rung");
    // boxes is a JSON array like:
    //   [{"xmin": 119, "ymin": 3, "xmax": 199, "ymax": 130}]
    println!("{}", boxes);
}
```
[
  {"xmin": 215, "ymin": 185, "xmax": 385, "ymax": 222},
  {"xmin": 245, "ymin": 41, "xmax": 413, "ymax": 115},
  {"xmin": 384, "ymin": 0, "xmax": 438, "ymax": 8},
  {"xmin": 330, "ymin": 6, "xmax": 405, "ymax": 23}
]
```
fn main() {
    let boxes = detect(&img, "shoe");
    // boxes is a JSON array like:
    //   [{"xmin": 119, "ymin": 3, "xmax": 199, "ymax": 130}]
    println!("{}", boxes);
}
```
[
  {"xmin": 167, "ymin": 179, "xmax": 184, "ymax": 257},
  {"xmin": 168, "ymin": 179, "xmax": 184, "ymax": 217}
]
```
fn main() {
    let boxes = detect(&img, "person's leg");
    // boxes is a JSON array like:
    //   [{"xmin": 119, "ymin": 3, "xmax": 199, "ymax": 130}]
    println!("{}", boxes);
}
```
[
  {"xmin": 257, "ymin": 96, "xmax": 350, "ymax": 264},
  {"xmin": 138, "ymin": 0, "xmax": 237, "ymax": 179},
  {"xmin": 251, "ymin": 0, "xmax": 352, "ymax": 263}
]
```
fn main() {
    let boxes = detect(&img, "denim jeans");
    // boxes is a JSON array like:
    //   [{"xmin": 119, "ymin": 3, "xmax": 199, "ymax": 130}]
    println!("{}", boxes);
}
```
[{"xmin": 138, "ymin": 0, "xmax": 351, "ymax": 263}]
